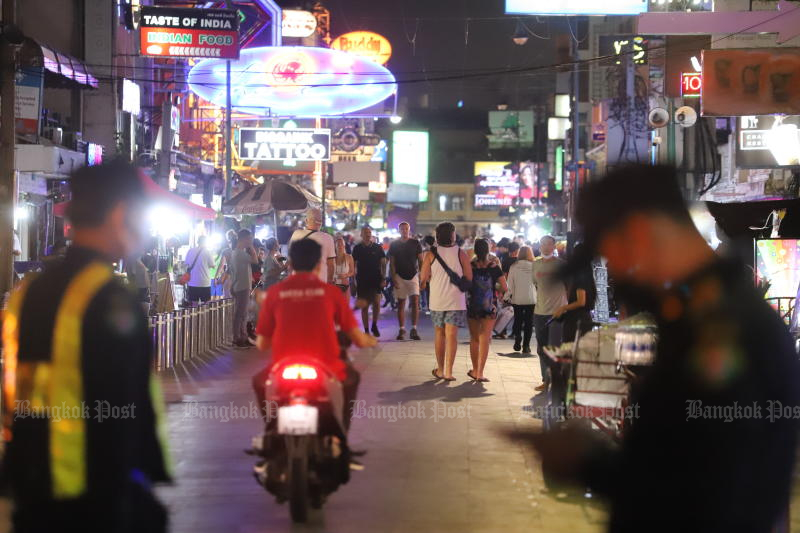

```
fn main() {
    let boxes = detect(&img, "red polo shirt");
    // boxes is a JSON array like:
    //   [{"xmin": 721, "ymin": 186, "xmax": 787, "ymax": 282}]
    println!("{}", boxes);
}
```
[{"xmin": 256, "ymin": 272, "xmax": 358, "ymax": 379}]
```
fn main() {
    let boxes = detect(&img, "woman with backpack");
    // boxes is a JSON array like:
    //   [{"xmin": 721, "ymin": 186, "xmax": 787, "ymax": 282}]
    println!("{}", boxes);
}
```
[{"xmin": 466, "ymin": 238, "xmax": 507, "ymax": 382}]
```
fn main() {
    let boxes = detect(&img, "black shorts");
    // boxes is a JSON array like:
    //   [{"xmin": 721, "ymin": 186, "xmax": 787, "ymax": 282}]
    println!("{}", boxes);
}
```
[
  {"xmin": 356, "ymin": 281, "xmax": 381, "ymax": 301},
  {"xmin": 187, "ymin": 285, "xmax": 211, "ymax": 303}
]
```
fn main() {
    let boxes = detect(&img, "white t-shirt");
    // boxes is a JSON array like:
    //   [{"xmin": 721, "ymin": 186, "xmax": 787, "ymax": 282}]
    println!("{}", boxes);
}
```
[
  {"xmin": 184, "ymin": 246, "xmax": 216, "ymax": 288},
  {"xmin": 290, "ymin": 228, "xmax": 335, "ymax": 282}
]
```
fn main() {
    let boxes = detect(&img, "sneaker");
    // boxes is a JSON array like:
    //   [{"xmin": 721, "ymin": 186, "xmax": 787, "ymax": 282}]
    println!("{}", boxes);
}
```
[
  {"xmin": 410, "ymin": 328, "xmax": 421, "ymax": 341},
  {"xmin": 513, "ymin": 340, "xmax": 522, "ymax": 352},
  {"xmin": 493, "ymin": 332, "xmax": 507, "ymax": 340},
  {"xmin": 396, "ymin": 329, "xmax": 405, "ymax": 341},
  {"xmin": 534, "ymin": 383, "xmax": 547, "ymax": 392},
  {"xmin": 371, "ymin": 325, "xmax": 380, "ymax": 337},
  {"xmin": 522, "ymin": 345, "xmax": 532, "ymax": 354}
]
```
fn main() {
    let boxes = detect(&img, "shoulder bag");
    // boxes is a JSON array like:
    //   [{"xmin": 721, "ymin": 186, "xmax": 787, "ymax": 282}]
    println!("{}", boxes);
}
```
[{"xmin": 179, "ymin": 248, "xmax": 202, "ymax": 285}]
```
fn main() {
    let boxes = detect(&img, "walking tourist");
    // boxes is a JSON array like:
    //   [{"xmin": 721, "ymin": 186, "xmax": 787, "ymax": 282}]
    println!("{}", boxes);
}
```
[
  {"xmin": 552, "ymin": 243, "xmax": 597, "ymax": 342},
  {"xmin": 352, "ymin": 226, "xmax": 386, "ymax": 337},
  {"xmin": 506, "ymin": 245, "xmax": 536, "ymax": 353},
  {"xmin": 466, "ymin": 238, "xmax": 507, "ymax": 382},
  {"xmin": 532, "ymin": 235, "xmax": 567, "ymax": 391},
  {"xmin": 333, "ymin": 235, "xmax": 355, "ymax": 293},
  {"xmin": 420, "ymin": 222, "xmax": 472, "ymax": 381},
  {"xmin": 290, "ymin": 207, "xmax": 335, "ymax": 283},
  {"xmin": 261, "ymin": 237, "xmax": 287, "ymax": 290},
  {"xmin": 389, "ymin": 221, "xmax": 423, "ymax": 340},
  {"xmin": 184, "ymin": 235, "xmax": 216, "ymax": 304},
  {"xmin": 231, "ymin": 229, "xmax": 258, "ymax": 347}
]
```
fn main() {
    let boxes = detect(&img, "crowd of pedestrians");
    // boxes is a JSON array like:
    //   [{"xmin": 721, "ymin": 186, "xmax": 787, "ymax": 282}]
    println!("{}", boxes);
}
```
[{"xmin": 177, "ymin": 209, "xmax": 593, "ymax": 387}]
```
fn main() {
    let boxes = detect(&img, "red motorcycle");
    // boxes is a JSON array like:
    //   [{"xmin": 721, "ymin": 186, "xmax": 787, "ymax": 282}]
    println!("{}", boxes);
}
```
[{"xmin": 255, "ymin": 356, "xmax": 351, "ymax": 523}]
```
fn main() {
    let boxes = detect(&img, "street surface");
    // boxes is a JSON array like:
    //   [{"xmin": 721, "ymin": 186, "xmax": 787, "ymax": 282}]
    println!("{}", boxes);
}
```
[{"xmin": 156, "ymin": 312, "xmax": 609, "ymax": 533}]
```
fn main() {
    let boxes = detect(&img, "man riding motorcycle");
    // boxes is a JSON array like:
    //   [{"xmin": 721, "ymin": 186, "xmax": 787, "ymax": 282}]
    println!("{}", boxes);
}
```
[{"xmin": 252, "ymin": 238, "xmax": 377, "ymax": 440}]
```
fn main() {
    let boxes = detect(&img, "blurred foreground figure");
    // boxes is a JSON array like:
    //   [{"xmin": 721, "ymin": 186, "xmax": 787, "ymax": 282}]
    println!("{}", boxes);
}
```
[
  {"xmin": 533, "ymin": 165, "xmax": 799, "ymax": 532},
  {"xmin": 2, "ymin": 160, "xmax": 171, "ymax": 533}
]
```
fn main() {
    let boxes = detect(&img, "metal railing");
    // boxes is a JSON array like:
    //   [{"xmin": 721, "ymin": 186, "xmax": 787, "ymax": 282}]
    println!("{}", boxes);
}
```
[{"xmin": 148, "ymin": 298, "xmax": 234, "ymax": 370}]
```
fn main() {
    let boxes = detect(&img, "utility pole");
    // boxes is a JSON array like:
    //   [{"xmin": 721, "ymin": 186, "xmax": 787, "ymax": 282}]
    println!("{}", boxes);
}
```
[
  {"xmin": 0, "ymin": 0, "xmax": 17, "ymax": 300},
  {"xmin": 224, "ymin": 0, "xmax": 232, "ymax": 200}
]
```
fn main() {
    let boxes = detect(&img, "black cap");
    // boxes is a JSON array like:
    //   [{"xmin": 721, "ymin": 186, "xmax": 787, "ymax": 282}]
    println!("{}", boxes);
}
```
[{"xmin": 563, "ymin": 164, "xmax": 691, "ymax": 276}]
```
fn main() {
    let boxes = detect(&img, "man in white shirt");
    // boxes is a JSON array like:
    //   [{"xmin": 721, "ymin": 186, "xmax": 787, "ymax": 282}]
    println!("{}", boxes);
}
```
[
  {"xmin": 290, "ymin": 207, "xmax": 335, "ymax": 283},
  {"xmin": 184, "ymin": 235, "xmax": 216, "ymax": 303}
]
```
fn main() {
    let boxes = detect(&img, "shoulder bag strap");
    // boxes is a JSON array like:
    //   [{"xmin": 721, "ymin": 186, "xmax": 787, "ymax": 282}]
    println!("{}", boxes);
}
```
[
  {"xmin": 186, "ymin": 247, "xmax": 202, "ymax": 273},
  {"xmin": 432, "ymin": 247, "xmax": 458, "ymax": 279},
  {"xmin": 301, "ymin": 230, "xmax": 317, "ymax": 240}
]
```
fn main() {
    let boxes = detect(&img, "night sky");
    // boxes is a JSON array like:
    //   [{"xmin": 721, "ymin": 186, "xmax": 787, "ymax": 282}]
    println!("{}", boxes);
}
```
[{"xmin": 280, "ymin": 0, "xmax": 561, "ymax": 112}]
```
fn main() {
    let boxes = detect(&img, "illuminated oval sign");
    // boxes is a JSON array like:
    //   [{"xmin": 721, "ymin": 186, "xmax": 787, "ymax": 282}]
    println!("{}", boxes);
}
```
[
  {"xmin": 282, "ymin": 10, "xmax": 317, "ymax": 38},
  {"xmin": 187, "ymin": 46, "xmax": 397, "ymax": 117},
  {"xmin": 330, "ymin": 31, "xmax": 392, "ymax": 66}
]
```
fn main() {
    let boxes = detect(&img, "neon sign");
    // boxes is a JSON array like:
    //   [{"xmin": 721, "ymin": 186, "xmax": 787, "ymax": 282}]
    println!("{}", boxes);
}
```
[
  {"xmin": 187, "ymin": 46, "xmax": 397, "ymax": 117},
  {"xmin": 331, "ymin": 31, "xmax": 392, "ymax": 66},
  {"xmin": 681, "ymin": 72, "xmax": 702, "ymax": 98},
  {"xmin": 239, "ymin": 128, "xmax": 331, "ymax": 161}
]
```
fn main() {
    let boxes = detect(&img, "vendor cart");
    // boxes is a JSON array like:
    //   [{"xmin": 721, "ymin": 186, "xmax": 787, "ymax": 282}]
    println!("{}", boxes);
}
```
[{"xmin": 542, "ymin": 314, "xmax": 656, "ymax": 441}]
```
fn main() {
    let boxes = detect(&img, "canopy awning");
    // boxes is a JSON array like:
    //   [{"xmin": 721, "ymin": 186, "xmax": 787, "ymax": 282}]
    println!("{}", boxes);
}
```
[
  {"xmin": 222, "ymin": 181, "xmax": 320, "ymax": 216},
  {"xmin": 19, "ymin": 38, "xmax": 98, "ymax": 89},
  {"xmin": 53, "ymin": 171, "xmax": 218, "ymax": 221},
  {"xmin": 706, "ymin": 198, "xmax": 800, "ymax": 239}
]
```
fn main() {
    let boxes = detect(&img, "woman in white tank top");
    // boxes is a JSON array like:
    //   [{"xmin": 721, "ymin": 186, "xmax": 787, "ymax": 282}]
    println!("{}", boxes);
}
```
[{"xmin": 420, "ymin": 222, "xmax": 472, "ymax": 381}]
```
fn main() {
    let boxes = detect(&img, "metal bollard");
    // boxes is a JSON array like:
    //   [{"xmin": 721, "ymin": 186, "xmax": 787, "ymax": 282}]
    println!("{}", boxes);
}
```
[
  {"xmin": 191, "ymin": 305, "xmax": 200, "ymax": 359},
  {"xmin": 174, "ymin": 309, "xmax": 184, "ymax": 363},
  {"xmin": 165, "ymin": 312, "xmax": 174, "ymax": 369},
  {"xmin": 212, "ymin": 300, "xmax": 220, "ymax": 350},
  {"xmin": 221, "ymin": 298, "xmax": 229, "ymax": 345},
  {"xmin": 227, "ymin": 298, "xmax": 234, "ymax": 344},
  {"xmin": 200, "ymin": 303, "xmax": 208, "ymax": 354},
  {"xmin": 155, "ymin": 313, "xmax": 165, "ymax": 371},
  {"xmin": 149, "ymin": 316, "xmax": 159, "ymax": 370},
  {"xmin": 182, "ymin": 308, "xmax": 191, "ymax": 362}
]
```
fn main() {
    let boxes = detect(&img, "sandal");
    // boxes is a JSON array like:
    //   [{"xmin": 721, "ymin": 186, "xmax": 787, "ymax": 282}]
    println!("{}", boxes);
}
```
[
  {"xmin": 443, "ymin": 375, "xmax": 456, "ymax": 382},
  {"xmin": 432, "ymin": 369, "xmax": 444, "ymax": 380},
  {"xmin": 478, "ymin": 377, "xmax": 490, "ymax": 383},
  {"xmin": 467, "ymin": 370, "xmax": 477, "ymax": 381}
]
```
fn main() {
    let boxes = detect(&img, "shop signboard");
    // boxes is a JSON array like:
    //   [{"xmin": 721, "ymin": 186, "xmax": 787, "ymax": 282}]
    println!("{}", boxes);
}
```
[
  {"xmin": 282, "ymin": 10, "xmax": 317, "ymax": 38},
  {"xmin": 331, "ymin": 161, "xmax": 380, "ymax": 183},
  {"xmin": 15, "ymin": 67, "xmax": 43, "ymax": 136},
  {"xmin": 736, "ymin": 115, "xmax": 800, "ymax": 168},
  {"xmin": 701, "ymin": 48, "xmax": 800, "ymax": 116},
  {"xmin": 139, "ymin": 6, "xmax": 240, "ymax": 59},
  {"xmin": 474, "ymin": 162, "xmax": 516, "ymax": 210},
  {"xmin": 188, "ymin": 46, "xmax": 397, "ymax": 117},
  {"xmin": 391, "ymin": 131, "xmax": 429, "ymax": 202},
  {"xmin": 505, "ymin": 0, "xmax": 646, "ymax": 15},
  {"xmin": 330, "ymin": 31, "xmax": 392, "ymax": 66},
  {"xmin": 488, "ymin": 111, "xmax": 534, "ymax": 149},
  {"xmin": 239, "ymin": 128, "xmax": 331, "ymax": 162},
  {"xmin": 681, "ymin": 72, "xmax": 702, "ymax": 98}
]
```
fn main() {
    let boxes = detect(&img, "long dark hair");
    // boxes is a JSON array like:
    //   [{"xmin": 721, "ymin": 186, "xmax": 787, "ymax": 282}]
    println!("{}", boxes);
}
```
[{"xmin": 474, "ymin": 238, "xmax": 489, "ymax": 262}]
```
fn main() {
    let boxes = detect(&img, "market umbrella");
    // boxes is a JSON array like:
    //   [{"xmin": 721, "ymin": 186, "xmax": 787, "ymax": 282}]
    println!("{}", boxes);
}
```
[{"xmin": 221, "ymin": 181, "xmax": 320, "ymax": 216}]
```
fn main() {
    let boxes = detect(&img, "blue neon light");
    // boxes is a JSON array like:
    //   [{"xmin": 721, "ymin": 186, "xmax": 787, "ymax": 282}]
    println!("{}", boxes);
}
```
[{"xmin": 187, "ymin": 46, "xmax": 397, "ymax": 118}]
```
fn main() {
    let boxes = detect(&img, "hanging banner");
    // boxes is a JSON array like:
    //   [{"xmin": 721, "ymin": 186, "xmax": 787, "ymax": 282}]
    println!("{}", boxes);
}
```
[
  {"xmin": 139, "ymin": 6, "xmax": 240, "ymax": 59},
  {"xmin": 702, "ymin": 48, "xmax": 800, "ymax": 116},
  {"xmin": 239, "ymin": 128, "xmax": 331, "ymax": 162},
  {"xmin": 15, "ymin": 67, "xmax": 43, "ymax": 137}
]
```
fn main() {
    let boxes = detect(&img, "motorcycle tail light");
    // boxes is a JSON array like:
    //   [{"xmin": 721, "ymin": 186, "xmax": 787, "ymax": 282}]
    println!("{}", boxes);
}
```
[{"xmin": 281, "ymin": 364, "xmax": 318, "ymax": 380}]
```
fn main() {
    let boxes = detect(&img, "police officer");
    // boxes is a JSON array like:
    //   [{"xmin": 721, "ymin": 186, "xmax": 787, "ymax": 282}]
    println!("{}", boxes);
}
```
[
  {"xmin": 2, "ymin": 160, "xmax": 171, "ymax": 532},
  {"xmin": 525, "ymin": 165, "xmax": 800, "ymax": 533}
]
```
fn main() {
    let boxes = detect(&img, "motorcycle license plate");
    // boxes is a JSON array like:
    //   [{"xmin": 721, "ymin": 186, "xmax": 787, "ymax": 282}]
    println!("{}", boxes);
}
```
[{"xmin": 277, "ymin": 405, "xmax": 319, "ymax": 435}]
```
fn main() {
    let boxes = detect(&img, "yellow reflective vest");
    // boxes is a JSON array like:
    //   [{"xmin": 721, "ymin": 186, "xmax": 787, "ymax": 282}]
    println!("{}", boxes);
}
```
[{"xmin": 2, "ymin": 260, "xmax": 171, "ymax": 499}]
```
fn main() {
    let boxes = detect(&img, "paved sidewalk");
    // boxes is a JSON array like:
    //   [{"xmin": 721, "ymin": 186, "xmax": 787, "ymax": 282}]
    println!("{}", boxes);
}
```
[{"xmin": 155, "ymin": 312, "xmax": 609, "ymax": 533}]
